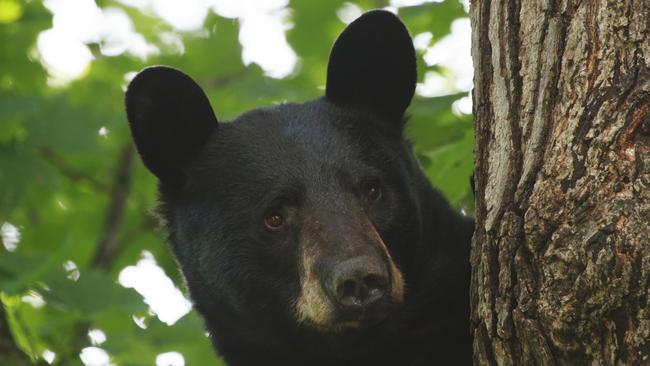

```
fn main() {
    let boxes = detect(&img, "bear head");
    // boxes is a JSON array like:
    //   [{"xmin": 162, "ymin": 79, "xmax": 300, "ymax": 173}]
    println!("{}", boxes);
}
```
[{"xmin": 125, "ymin": 10, "xmax": 441, "ymax": 359}]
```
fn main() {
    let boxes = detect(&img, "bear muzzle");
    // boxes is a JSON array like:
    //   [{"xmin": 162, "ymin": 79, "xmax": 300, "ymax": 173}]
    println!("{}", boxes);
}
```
[{"xmin": 293, "ymin": 212, "xmax": 405, "ymax": 331}]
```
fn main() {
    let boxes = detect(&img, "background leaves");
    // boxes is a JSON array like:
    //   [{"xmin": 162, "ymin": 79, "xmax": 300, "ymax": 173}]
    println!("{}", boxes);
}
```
[{"xmin": 0, "ymin": 0, "xmax": 473, "ymax": 364}]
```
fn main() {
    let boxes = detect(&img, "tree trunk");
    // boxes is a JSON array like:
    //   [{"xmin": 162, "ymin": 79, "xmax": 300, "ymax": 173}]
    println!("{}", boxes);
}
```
[{"xmin": 469, "ymin": 0, "xmax": 650, "ymax": 364}]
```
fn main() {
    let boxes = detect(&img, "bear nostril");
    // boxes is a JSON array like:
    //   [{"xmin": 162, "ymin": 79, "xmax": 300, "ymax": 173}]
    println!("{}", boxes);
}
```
[
  {"xmin": 364, "ymin": 274, "xmax": 386, "ymax": 293},
  {"xmin": 333, "ymin": 271, "xmax": 388, "ymax": 308},
  {"xmin": 341, "ymin": 279, "xmax": 358, "ymax": 298},
  {"xmin": 362, "ymin": 274, "xmax": 387, "ymax": 304}
]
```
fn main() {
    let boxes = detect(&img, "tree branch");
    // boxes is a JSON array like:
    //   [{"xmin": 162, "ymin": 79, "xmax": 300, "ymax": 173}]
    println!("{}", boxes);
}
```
[
  {"xmin": 91, "ymin": 144, "xmax": 135, "ymax": 269},
  {"xmin": 38, "ymin": 147, "xmax": 108, "ymax": 191}
]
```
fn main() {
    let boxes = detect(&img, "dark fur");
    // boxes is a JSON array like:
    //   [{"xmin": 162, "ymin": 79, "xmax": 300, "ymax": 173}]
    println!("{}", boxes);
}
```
[{"xmin": 125, "ymin": 10, "xmax": 473, "ymax": 365}]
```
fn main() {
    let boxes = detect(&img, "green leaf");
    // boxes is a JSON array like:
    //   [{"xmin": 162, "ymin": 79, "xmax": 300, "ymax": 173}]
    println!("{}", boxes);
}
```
[
  {"xmin": 398, "ymin": 0, "xmax": 467, "ymax": 42},
  {"xmin": 421, "ymin": 129, "xmax": 474, "ymax": 206},
  {"xmin": 41, "ymin": 268, "xmax": 146, "ymax": 317},
  {"xmin": 0, "ymin": 0, "xmax": 23, "ymax": 24},
  {"xmin": 2, "ymin": 293, "xmax": 42, "ymax": 361}
]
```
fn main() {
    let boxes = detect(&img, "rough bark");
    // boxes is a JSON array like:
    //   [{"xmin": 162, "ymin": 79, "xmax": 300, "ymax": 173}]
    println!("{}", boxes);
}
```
[{"xmin": 470, "ymin": 0, "xmax": 650, "ymax": 364}]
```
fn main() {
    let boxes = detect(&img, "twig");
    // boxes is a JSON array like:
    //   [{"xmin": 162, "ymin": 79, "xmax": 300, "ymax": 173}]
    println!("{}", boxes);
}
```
[
  {"xmin": 38, "ymin": 147, "xmax": 108, "ymax": 191},
  {"xmin": 91, "ymin": 144, "xmax": 135, "ymax": 269}
]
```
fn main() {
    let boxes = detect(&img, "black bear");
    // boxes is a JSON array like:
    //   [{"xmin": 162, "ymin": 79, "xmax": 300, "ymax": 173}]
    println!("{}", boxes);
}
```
[{"xmin": 125, "ymin": 10, "xmax": 473, "ymax": 366}]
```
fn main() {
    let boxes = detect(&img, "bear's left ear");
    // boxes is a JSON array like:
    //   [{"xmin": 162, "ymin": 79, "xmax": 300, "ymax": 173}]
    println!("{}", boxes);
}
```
[{"xmin": 326, "ymin": 10, "xmax": 416, "ymax": 122}]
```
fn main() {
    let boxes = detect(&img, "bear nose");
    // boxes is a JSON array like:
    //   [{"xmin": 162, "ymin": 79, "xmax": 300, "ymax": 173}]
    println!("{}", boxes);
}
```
[{"xmin": 328, "ymin": 256, "xmax": 389, "ymax": 309}]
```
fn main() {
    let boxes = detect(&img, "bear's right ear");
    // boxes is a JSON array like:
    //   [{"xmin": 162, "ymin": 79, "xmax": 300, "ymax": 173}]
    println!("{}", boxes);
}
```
[{"xmin": 125, "ymin": 66, "xmax": 218, "ymax": 186}]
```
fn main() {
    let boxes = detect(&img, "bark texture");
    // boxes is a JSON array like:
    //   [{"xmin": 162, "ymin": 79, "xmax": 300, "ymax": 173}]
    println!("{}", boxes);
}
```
[{"xmin": 470, "ymin": 0, "xmax": 650, "ymax": 364}]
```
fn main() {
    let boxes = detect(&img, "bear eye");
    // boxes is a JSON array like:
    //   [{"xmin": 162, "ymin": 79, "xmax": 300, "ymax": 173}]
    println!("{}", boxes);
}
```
[
  {"xmin": 364, "ymin": 183, "xmax": 382, "ymax": 204},
  {"xmin": 264, "ymin": 212, "xmax": 285, "ymax": 230}
]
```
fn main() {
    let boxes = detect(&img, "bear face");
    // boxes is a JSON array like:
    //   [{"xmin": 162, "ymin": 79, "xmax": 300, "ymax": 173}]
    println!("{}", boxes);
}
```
[
  {"xmin": 163, "ymin": 101, "xmax": 424, "ymax": 348},
  {"xmin": 126, "ymin": 10, "xmax": 473, "ymax": 365}
]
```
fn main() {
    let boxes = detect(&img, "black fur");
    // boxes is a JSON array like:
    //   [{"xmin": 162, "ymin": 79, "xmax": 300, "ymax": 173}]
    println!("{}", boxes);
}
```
[
  {"xmin": 326, "ymin": 10, "xmax": 416, "ymax": 123},
  {"xmin": 125, "ymin": 66, "xmax": 218, "ymax": 186},
  {"xmin": 125, "ymin": 10, "xmax": 473, "ymax": 365}
]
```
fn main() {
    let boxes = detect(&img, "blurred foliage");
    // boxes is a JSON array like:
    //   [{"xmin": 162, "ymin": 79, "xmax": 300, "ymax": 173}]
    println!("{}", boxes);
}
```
[{"xmin": 0, "ymin": 0, "xmax": 473, "ymax": 365}]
